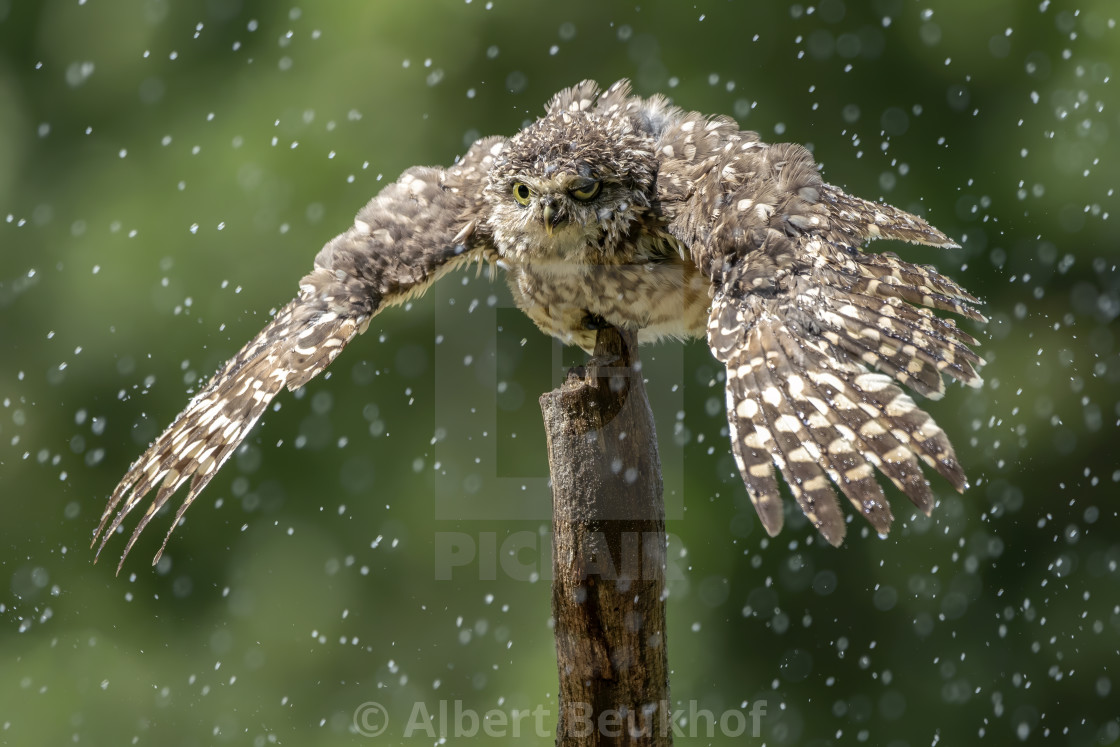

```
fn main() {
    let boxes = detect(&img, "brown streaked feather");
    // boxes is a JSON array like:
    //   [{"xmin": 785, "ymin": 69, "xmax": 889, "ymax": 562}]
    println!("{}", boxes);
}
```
[
  {"xmin": 93, "ymin": 298, "xmax": 365, "ymax": 572},
  {"xmin": 822, "ymin": 285, "xmax": 984, "ymax": 362},
  {"xmin": 820, "ymin": 184, "xmax": 959, "ymax": 248},
  {"xmin": 796, "ymin": 345, "xmax": 940, "ymax": 516},
  {"xmin": 750, "ymin": 320, "xmax": 849, "ymax": 544},
  {"xmin": 816, "ymin": 289, "xmax": 983, "ymax": 397},
  {"xmin": 762, "ymin": 319, "xmax": 895, "ymax": 536},
  {"xmin": 816, "ymin": 312, "xmax": 949, "ymax": 398},
  {"xmin": 95, "ymin": 139, "xmax": 500, "ymax": 572},
  {"xmin": 817, "ymin": 256, "xmax": 986, "ymax": 322},
  {"xmin": 836, "ymin": 365, "xmax": 969, "ymax": 493},
  {"xmin": 721, "ymin": 343, "xmax": 785, "ymax": 538}
]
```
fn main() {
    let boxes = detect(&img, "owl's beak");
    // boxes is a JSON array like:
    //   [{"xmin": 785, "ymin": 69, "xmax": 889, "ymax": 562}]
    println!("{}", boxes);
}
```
[{"xmin": 541, "ymin": 199, "xmax": 564, "ymax": 235}]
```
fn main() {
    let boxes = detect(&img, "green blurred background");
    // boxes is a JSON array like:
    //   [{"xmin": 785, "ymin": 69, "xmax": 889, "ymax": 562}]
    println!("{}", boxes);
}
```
[{"xmin": 1, "ymin": 1, "xmax": 1117, "ymax": 744}]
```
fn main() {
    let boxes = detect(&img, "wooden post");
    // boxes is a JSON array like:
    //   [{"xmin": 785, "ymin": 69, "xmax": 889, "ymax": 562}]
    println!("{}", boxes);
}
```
[{"xmin": 540, "ymin": 327, "xmax": 671, "ymax": 746}]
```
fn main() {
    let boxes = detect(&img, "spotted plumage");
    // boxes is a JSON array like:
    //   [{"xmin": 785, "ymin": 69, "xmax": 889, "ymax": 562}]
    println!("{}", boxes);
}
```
[{"xmin": 94, "ymin": 79, "xmax": 984, "ymax": 571}]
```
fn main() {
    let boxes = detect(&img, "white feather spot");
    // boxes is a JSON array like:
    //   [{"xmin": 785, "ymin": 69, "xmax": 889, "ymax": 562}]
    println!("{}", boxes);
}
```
[
  {"xmin": 775, "ymin": 414, "xmax": 801, "ymax": 433},
  {"xmin": 736, "ymin": 398, "xmax": 758, "ymax": 419},
  {"xmin": 845, "ymin": 464, "xmax": 873, "ymax": 482},
  {"xmin": 749, "ymin": 463, "xmax": 772, "ymax": 478},
  {"xmin": 208, "ymin": 414, "xmax": 230, "ymax": 434},
  {"xmin": 884, "ymin": 446, "xmax": 912, "ymax": 463},
  {"xmin": 803, "ymin": 476, "xmax": 829, "ymax": 492},
  {"xmin": 814, "ymin": 372, "xmax": 847, "ymax": 392},
  {"xmin": 752, "ymin": 425, "xmax": 773, "ymax": 446},
  {"xmin": 854, "ymin": 372, "xmax": 893, "ymax": 393},
  {"xmin": 885, "ymin": 393, "xmax": 917, "ymax": 417},
  {"xmin": 179, "ymin": 439, "xmax": 204, "ymax": 460},
  {"xmin": 859, "ymin": 420, "xmax": 887, "ymax": 437}
]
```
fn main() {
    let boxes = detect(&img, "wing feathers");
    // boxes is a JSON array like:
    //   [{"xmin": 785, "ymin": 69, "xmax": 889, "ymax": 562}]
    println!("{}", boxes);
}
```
[
  {"xmin": 97, "ymin": 139, "xmax": 500, "ymax": 571},
  {"xmin": 765, "ymin": 322, "xmax": 895, "ymax": 536},
  {"xmin": 820, "ymin": 184, "xmax": 959, "ymax": 248},
  {"xmin": 819, "ymin": 261, "xmax": 986, "ymax": 323},
  {"xmin": 821, "ymin": 294, "xmax": 982, "ymax": 395},
  {"xmin": 718, "ymin": 303, "xmax": 950, "ymax": 541},
  {"xmin": 752, "ymin": 321, "xmax": 849, "ymax": 544},
  {"xmin": 724, "ymin": 349, "xmax": 786, "ymax": 537},
  {"xmin": 804, "ymin": 341, "xmax": 937, "ymax": 510},
  {"xmin": 687, "ymin": 133, "xmax": 983, "ymax": 545},
  {"xmin": 93, "ymin": 300, "xmax": 363, "ymax": 572},
  {"xmin": 710, "ymin": 216, "xmax": 980, "ymax": 542}
]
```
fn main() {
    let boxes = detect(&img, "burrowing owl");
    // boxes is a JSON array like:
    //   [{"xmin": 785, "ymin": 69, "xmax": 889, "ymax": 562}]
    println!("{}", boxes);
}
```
[{"xmin": 94, "ymin": 79, "xmax": 984, "ymax": 571}]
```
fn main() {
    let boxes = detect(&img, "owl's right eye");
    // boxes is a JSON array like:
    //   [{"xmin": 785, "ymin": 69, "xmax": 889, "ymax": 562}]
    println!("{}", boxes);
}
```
[{"xmin": 512, "ymin": 182, "xmax": 532, "ymax": 206}]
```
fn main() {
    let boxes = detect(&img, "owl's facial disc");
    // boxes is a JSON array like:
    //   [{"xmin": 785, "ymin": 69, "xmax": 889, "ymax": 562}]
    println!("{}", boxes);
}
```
[{"xmin": 510, "ymin": 175, "xmax": 602, "ymax": 237}]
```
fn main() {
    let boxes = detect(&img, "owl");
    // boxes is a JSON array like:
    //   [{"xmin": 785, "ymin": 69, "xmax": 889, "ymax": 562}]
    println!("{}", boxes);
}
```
[{"xmin": 93, "ymin": 79, "xmax": 984, "ymax": 571}]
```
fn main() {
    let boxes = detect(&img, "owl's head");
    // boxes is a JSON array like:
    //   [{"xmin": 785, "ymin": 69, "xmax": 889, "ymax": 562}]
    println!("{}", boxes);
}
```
[{"xmin": 484, "ymin": 80, "xmax": 657, "ymax": 263}]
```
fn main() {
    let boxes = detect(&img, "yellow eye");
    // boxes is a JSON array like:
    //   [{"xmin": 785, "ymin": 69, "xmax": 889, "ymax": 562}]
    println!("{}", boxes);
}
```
[
  {"xmin": 570, "ymin": 180, "xmax": 601, "ymax": 201},
  {"xmin": 512, "ymin": 182, "xmax": 532, "ymax": 205}
]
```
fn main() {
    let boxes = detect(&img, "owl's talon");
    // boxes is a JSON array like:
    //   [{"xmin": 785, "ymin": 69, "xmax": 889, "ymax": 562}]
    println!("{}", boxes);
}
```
[{"xmin": 581, "ymin": 312, "xmax": 610, "ymax": 331}]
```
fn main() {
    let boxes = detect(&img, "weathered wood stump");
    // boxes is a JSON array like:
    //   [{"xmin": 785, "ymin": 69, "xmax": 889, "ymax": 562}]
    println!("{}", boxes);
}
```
[{"xmin": 540, "ymin": 327, "xmax": 671, "ymax": 746}]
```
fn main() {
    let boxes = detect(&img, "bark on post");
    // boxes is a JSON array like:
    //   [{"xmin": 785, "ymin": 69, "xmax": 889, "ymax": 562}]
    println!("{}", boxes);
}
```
[{"xmin": 540, "ymin": 326, "xmax": 671, "ymax": 746}]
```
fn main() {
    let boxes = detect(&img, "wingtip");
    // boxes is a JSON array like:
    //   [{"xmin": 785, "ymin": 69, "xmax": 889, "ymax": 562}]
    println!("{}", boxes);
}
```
[
  {"xmin": 92, "ymin": 526, "xmax": 113, "ymax": 564},
  {"xmin": 821, "ymin": 525, "xmax": 846, "ymax": 548},
  {"xmin": 759, "ymin": 511, "xmax": 784, "ymax": 539}
]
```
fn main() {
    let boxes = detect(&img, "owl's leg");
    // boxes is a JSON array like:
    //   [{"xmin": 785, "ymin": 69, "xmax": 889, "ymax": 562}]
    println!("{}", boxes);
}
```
[{"xmin": 580, "ymin": 311, "xmax": 611, "ymax": 330}]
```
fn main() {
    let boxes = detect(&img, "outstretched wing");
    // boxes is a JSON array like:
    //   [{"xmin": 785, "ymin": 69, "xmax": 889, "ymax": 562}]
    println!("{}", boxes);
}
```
[
  {"xmin": 94, "ymin": 138, "xmax": 504, "ymax": 572},
  {"xmin": 665, "ymin": 128, "xmax": 984, "ymax": 545}
]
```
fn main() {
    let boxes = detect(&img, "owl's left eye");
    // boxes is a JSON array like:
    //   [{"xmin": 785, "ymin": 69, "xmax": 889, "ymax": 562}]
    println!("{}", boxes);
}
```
[
  {"xmin": 512, "ymin": 182, "xmax": 532, "ymax": 206},
  {"xmin": 569, "ymin": 180, "xmax": 601, "ymax": 202}
]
